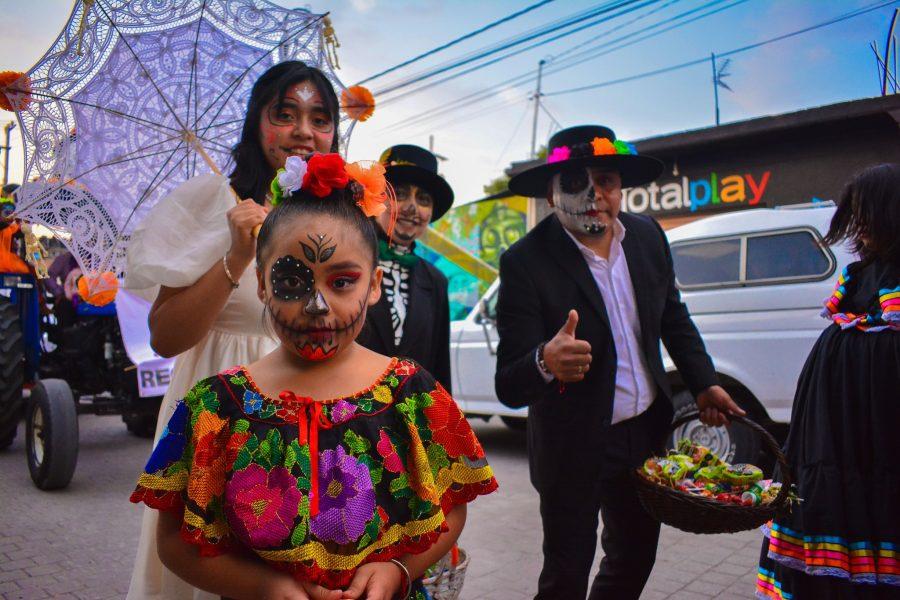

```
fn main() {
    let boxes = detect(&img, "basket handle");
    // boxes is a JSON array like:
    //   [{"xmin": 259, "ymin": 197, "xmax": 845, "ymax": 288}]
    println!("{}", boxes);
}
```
[{"xmin": 671, "ymin": 411, "xmax": 793, "ymax": 511}]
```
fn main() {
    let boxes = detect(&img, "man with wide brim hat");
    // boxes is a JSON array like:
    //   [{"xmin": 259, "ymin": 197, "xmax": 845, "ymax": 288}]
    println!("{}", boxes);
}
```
[
  {"xmin": 358, "ymin": 144, "xmax": 454, "ymax": 392},
  {"xmin": 495, "ymin": 125, "xmax": 743, "ymax": 599}
]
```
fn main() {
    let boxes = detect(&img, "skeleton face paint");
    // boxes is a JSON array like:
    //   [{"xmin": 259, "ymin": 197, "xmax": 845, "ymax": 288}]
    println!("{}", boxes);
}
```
[
  {"xmin": 259, "ymin": 81, "xmax": 335, "ymax": 170},
  {"xmin": 271, "ymin": 255, "xmax": 314, "ymax": 301},
  {"xmin": 260, "ymin": 216, "xmax": 378, "ymax": 363},
  {"xmin": 551, "ymin": 167, "xmax": 622, "ymax": 237}
]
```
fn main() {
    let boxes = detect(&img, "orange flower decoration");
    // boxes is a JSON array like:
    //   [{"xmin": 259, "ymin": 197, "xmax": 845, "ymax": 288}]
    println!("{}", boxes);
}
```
[
  {"xmin": 77, "ymin": 271, "xmax": 119, "ymax": 306},
  {"xmin": 0, "ymin": 71, "xmax": 31, "ymax": 112},
  {"xmin": 591, "ymin": 137, "xmax": 617, "ymax": 156},
  {"xmin": 341, "ymin": 85, "xmax": 375, "ymax": 122},
  {"xmin": 346, "ymin": 161, "xmax": 388, "ymax": 217}
]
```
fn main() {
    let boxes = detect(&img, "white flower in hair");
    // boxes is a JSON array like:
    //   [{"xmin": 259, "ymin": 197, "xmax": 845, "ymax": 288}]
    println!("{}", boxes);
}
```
[{"xmin": 278, "ymin": 155, "xmax": 308, "ymax": 196}]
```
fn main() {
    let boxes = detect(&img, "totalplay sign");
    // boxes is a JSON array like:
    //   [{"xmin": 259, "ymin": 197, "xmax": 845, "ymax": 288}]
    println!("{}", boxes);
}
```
[{"xmin": 622, "ymin": 171, "xmax": 771, "ymax": 215}]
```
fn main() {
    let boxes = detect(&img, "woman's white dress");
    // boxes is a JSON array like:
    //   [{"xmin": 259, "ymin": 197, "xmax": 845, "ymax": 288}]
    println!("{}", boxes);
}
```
[{"xmin": 124, "ymin": 174, "xmax": 277, "ymax": 600}]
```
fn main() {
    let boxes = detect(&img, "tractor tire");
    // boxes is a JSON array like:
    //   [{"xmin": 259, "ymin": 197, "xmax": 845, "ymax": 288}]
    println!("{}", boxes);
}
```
[
  {"xmin": 0, "ymin": 297, "xmax": 24, "ymax": 450},
  {"xmin": 26, "ymin": 379, "xmax": 79, "ymax": 490}
]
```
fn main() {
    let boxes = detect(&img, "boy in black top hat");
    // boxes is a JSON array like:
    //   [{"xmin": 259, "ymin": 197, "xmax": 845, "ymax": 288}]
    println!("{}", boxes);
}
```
[
  {"xmin": 495, "ymin": 125, "xmax": 743, "ymax": 599},
  {"xmin": 358, "ymin": 144, "xmax": 454, "ymax": 392}
]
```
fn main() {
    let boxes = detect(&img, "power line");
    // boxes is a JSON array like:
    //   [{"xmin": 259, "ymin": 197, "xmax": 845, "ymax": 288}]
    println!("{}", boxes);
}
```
[
  {"xmin": 374, "ymin": 0, "xmax": 646, "ymax": 96},
  {"xmin": 545, "ymin": 0, "xmax": 899, "ymax": 97},
  {"xmin": 379, "ymin": 0, "xmax": 741, "ymax": 132},
  {"xmin": 356, "ymin": 0, "xmax": 555, "ymax": 85}
]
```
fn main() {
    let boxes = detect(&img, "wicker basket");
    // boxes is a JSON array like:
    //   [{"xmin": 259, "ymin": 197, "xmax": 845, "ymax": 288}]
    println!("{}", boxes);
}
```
[
  {"xmin": 632, "ymin": 412, "xmax": 793, "ymax": 534},
  {"xmin": 422, "ymin": 547, "xmax": 469, "ymax": 600}
]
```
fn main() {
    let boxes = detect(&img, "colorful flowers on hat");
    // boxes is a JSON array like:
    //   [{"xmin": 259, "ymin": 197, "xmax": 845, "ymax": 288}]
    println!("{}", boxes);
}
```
[{"xmin": 546, "ymin": 136, "xmax": 638, "ymax": 165}]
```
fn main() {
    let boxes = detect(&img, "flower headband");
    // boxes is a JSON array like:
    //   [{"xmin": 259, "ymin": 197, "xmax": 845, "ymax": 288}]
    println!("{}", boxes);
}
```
[
  {"xmin": 269, "ymin": 153, "xmax": 391, "ymax": 218},
  {"xmin": 547, "ymin": 136, "xmax": 638, "ymax": 164}
]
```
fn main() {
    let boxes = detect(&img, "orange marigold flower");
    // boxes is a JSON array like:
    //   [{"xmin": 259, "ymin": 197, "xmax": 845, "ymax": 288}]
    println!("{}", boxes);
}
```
[
  {"xmin": 0, "ymin": 71, "xmax": 31, "ymax": 112},
  {"xmin": 341, "ymin": 85, "xmax": 375, "ymax": 122},
  {"xmin": 346, "ymin": 161, "xmax": 388, "ymax": 218},
  {"xmin": 77, "ymin": 271, "xmax": 118, "ymax": 306}
]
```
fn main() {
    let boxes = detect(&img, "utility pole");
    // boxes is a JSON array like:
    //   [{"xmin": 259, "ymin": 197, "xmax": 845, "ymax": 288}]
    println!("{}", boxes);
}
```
[
  {"xmin": 530, "ymin": 59, "xmax": 546, "ymax": 159},
  {"xmin": 882, "ymin": 8, "xmax": 899, "ymax": 96},
  {"xmin": 2, "ymin": 121, "xmax": 15, "ymax": 187}
]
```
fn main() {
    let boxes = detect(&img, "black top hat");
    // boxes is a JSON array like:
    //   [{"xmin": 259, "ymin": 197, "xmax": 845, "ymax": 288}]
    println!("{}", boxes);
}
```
[
  {"xmin": 508, "ymin": 125, "xmax": 663, "ymax": 197},
  {"xmin": 379, "ymin": 144, "xmax": 454, "ymax": 222}
]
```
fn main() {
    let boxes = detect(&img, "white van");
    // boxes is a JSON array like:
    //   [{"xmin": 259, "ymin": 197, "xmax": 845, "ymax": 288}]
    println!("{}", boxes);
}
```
[{"xmin": 451, "ymin": 204, "xmax": 852, "ymax": 462}]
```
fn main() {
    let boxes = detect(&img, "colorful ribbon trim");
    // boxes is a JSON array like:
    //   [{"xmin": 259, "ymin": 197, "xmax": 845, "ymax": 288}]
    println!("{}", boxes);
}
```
[{"xmin": 821, "ymin": 268, "xmax": 900, "ymax": 332}]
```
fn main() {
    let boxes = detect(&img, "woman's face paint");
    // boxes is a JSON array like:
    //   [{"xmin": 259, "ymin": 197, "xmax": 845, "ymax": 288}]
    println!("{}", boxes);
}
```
[
  {"xmin": 258, "ymin": 215, "xmax": 380, "ymax": 362},
  {"xmin": 258, "ymin": 81, "xmax": 335, "ymax": 170},
  {"xmin": 551, "ymin": 167, "xmax": 622, "ymax": 237}
]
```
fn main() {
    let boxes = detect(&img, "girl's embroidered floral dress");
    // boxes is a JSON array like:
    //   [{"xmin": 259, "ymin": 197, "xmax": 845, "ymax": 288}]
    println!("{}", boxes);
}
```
[{"xmin": 131, "ymin": 358, "xmax": 497, "ymax": 590}]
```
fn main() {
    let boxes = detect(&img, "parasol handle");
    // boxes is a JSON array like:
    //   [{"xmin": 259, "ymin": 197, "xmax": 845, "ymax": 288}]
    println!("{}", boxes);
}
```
[{"xmin": 184, "ymin": 131, "xmax": 262, "ymax": 237}]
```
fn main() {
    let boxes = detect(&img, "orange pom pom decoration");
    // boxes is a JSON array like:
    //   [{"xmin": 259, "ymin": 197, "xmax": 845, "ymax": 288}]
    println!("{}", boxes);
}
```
[
  {"xmin": 346, "ymin": 161, "xmax": 389, "ymax": 218},
  {"xmin": 341, "ymin": 85, "xmax": 375, "ymax": 122},
  {"xmin": 0, "ymin": 71, "xmax": 32, "ymax": 112},
  {"xmin": 77, "ymin": 271, "xmax": 119, "ymax": 306}
]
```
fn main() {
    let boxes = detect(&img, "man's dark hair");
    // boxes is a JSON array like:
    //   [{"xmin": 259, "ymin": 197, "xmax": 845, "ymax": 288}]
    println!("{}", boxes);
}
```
[{"xmin": 823, "ymin": 163, "xmax": 900, "ymax": 266}]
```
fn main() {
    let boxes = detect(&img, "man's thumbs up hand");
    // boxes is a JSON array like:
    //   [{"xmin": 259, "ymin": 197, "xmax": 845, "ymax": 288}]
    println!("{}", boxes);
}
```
[{"xmin": 543, "ymin": 309, "xmax": 592, "ymax": 383}]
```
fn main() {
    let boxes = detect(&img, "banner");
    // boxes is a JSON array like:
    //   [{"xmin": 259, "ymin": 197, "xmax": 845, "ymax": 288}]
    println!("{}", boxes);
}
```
[{"xmin": 115, "ymin": 288, "xmax": 174, "ymax": 398}]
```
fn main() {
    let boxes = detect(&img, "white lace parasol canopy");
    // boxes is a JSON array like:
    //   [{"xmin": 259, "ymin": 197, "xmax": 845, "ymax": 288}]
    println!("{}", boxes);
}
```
[{"xmin": 6, "ymin": 0, "xmax": 365, "ymax": 279}]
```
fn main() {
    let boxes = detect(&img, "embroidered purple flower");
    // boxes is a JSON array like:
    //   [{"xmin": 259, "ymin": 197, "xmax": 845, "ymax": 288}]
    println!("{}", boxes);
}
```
[
  {"xmin": 243, "ymin": 390, "xmax": 263, "ymax": 415},
  {"xmin": 225, "ymin": 464, "xmax": 302, "ymax": 548},
  {"xmin": 330, "ymin": 399, "xmax": 357, "ymax": 425},
  {"xmin": 547, "ymin": 145, "xmax": 571, "ymax": 164},
  {"xmin": 309, "ymin": 446, "xmax": 375, "ymax": 544}
]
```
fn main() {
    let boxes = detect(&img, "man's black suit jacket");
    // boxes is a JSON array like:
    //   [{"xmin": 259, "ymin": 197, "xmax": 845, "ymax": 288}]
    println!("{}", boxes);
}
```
[
  {"xmin": 494, "ymin": 212, "xmax": 717, "ymax": 492},
  {"xmin": 359, "ymin": 259, "xmax": 452, "ymax": 394}
]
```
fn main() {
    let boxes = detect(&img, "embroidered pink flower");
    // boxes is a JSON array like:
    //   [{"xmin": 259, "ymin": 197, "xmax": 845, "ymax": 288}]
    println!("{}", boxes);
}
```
[
  {"xmin": 377, "ymin": 430, "xmax": 405, "ymax": 473},
  {"xmin": 330, "ymin": 399, "xmax": 357, "ymax": 424},
  {"xmin": 547, "ymin": 146, "xmax": 571, "ymax": 164},
  {"xmin": 225, "ymin": 464, "xmax": 302, "ymax": 548}
]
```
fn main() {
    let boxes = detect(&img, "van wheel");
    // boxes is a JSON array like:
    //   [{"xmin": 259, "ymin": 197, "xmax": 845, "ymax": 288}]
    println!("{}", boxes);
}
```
[
  {"xmin": 500, "ymin": 416, "xmax": 527, "ymax": 431},
  {"xmin": 668, "ymin": 390, "xmax": 760, "ymax": 466}
]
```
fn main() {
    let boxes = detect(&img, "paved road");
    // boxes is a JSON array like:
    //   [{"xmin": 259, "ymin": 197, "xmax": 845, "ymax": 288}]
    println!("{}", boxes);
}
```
[{"xmin": 0, "ymin": 415, "xmax": 760, "ymax": 599}]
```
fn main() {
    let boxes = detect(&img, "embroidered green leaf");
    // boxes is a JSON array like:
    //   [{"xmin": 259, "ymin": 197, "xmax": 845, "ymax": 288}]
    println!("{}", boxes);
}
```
[
  {"xmin": 298, "ymin": 476, "xmax": 311, "ymax": 491},
  {"xmin": 299, "ymin": 495, "xmax": 311, "ymax": 518},
  {"xmin": 233, "ymin": 447, "xmax": 252, "ymax": 471},
  {"xmin": 285, "ymin": 443, "xmax": 297, "ymax": 469},
  {"xmin": 343, "ymin": 429, "xmax": 371, "ymax": 455},
  {"xmin": 358, "ymin": 397, "xmax": 373, "ymax": 412},
  {"xmin": 357, "ymin": 532, "xmax": 372, "ymax": 551},
  {"xmin": 389, "ymin": 473, "xmax": 409, "ymax": 494},
  {"xmin": 299, "ymin": 444, "xmax": 311, "ymax": 477},
  {"xmin": 408, "ymin": 497, "xmax": 433, "ymax": 519},
  {"xmin": 357, "ymin": 453, "xmax": 374, "ymax": 468},
  {"xmin": 229, "ymin": 375, "xmax": 248, "ymax": 386},
  {"xmin": 245, "ymin": 434, "xmax": 260, "ymax": 452},
  {"xmin": 233, "ymin": 419, "xmax": 250, "ymax": 433},
  {"xmin": 386, "ymin": 375, "xmax": 400, "ymax": 388},
  {"xmin": 426, "ymin": 443, "xmax": 450, "ymax": 477},
  {"xmin": 265, "ymin": 429, "xmax": 283, "ymax": 465},
  {"xmin": 290, "ymin": 521, "xmax": 308, "ymax": 546},
  {"xmin": 259, "ymin": 402, "xmax": 277, "ymax": 419},
  {"xmin": 364, "ymin": 512, "xmax": 382, "ymax": 541},
  {"xmin": 394, "ymin": 486, "xmax": 412, "ymax": 499},
  {"xmin": 200, "ymin": 389, "xmax": 220, "ymax": 412},
  {"xmin": 369, "ymin": 466, "xmax": 384, "ymax": 486}
]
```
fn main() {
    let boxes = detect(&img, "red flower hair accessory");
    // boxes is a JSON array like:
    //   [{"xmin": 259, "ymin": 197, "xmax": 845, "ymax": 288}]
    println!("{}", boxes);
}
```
[{"xmin": 302, "ymin": 153, "xmax": 349, "ymax": 197}]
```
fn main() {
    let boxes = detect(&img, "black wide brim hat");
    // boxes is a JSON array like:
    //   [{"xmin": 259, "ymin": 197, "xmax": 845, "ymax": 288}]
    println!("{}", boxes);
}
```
[
  {"xmin": 379, "ymin": 144, "xmax": 454, "ymax": 222},
  {"xmin": 508, "ymin": 125, "xmax": 664, "ymax": 197}
]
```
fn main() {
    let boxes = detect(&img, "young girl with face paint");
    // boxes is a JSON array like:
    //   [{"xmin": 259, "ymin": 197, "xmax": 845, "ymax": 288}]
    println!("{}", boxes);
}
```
[
  {"xmin": 124, "ymin": 61, "xmax": 342, "ymax": 600},
  {"xmin": 131, "ymin": 155, "xmax": 497, "ymax": 600}
]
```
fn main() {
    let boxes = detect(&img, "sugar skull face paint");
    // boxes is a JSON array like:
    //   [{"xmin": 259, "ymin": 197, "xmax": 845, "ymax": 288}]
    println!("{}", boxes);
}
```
[
  {"xmin": 258, "ymin": 215, "xmax": 382, "ymax": 363},
  {"xmin": 259, "ymin": 81, "xmax": 335, "ymax": 170},
  {"xmin": 551, "ymin": 167, "xmax": 622, "ymax": 237}
]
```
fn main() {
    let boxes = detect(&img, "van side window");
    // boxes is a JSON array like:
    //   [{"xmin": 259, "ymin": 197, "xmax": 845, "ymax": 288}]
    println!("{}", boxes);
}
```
[
  {"xmin": 746, "ymin": 231, "xmax": 830, "ymax": 281},
  {"xmin": 671, "ymin": 239, "xmax": 741, "ymax": 286}
]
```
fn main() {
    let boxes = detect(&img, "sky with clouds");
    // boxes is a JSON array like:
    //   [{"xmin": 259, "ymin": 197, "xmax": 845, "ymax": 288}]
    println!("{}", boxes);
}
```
[{"xmin": 0, "ymin": 0, "xmax": 896, "ymax": 204}]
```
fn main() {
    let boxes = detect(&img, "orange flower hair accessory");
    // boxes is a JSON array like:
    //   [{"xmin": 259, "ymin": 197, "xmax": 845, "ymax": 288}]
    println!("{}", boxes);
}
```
[
  {"xmin": 346, "ymin": 161, "xmax": 389, "ymax": 218},
  {"xmin": 303, "ymin": 153, "xmax": 349, "ymax": 198},
  {"xmin": 0, "ymin": 71, "xmax": 31, "ymax": 112},
  {"xmin": 591, "ymin": 136, "xmax": 617, "ymax": 156},
  {"xmin": 341, "ymin": 85, "xmax": 375, "ymax": 122}
]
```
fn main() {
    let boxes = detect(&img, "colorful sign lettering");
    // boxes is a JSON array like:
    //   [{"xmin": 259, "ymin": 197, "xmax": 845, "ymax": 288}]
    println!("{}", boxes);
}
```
[{"xmin": 623, "ymin": 171, "xmax": 771, "ymax": 214}]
